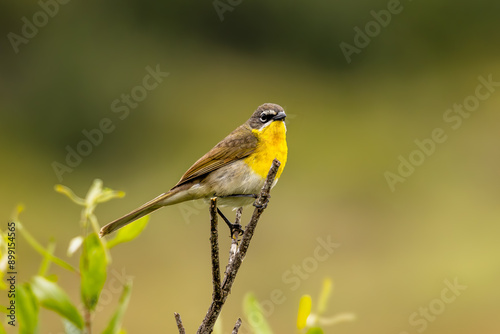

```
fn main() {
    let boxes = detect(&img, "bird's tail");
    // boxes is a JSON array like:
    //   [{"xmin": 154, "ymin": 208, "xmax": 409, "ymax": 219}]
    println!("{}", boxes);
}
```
[{"xmin": 99, "ymin": 191, "xmax": 176, "ymax": 237}]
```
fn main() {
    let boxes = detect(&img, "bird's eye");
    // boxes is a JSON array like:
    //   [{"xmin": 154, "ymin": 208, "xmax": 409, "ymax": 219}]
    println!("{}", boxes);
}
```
[{"xmin": 260, "ymin": 113, "xmax": 270, "ymax": 123}]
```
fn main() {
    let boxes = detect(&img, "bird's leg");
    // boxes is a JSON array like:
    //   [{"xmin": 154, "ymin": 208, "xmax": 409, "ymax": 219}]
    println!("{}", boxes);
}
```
[
  {"xmin": 217, "ymin": 208, "xmax": 244, "ymax": 236},
  {"xmin": 217, "ymin": 194, "xmax": 260, "ymax": 236}
]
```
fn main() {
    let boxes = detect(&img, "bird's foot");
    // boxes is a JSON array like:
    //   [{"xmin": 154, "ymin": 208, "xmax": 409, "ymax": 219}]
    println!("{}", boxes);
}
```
[
  {"xmin": 253, "ymin": 195, "xmax": 270, "ymax": 209},
  {"xmin": 217, "ymin": 208, "xmax": 244, "ymax": 237},
  {"xmin": 229, "ymin": 223, "xmax": 244, "ymax": 238}
]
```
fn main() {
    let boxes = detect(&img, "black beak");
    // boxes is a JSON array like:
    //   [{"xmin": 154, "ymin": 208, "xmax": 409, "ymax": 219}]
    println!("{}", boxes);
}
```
[{"xmin": 273, "ymin": 111, "xmax": 287, "ymax": 121}]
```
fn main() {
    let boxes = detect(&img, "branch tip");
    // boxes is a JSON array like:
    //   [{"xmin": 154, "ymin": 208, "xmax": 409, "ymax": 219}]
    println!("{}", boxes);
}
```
[
  {"xmin": 232, "ymin": 318, "xmax": 242, "ymax": 334},
  {"xmin": 174, "ymin": 312, "xmax": 186, "ymax": 334}
]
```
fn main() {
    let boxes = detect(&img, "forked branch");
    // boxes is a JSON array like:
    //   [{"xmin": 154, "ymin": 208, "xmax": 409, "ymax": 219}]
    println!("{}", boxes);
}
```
[{"xmin": 174, "ymin": 159, "xmax": 281, "ymax": 334}]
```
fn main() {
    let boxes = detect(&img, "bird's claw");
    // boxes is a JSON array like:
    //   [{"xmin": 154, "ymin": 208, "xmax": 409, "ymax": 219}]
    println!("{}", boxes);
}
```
[
  {"xmin": 229, "ymin": 223, "xmax": 244, "ymax": 238},
  {"xmin": 253, "ymin": 196, "xmax": 270, "ymax": 209}
]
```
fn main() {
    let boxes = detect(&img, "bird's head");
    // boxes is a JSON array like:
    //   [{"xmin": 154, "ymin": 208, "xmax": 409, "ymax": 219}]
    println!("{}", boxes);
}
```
[{"xmin": 247, "ymin": 103, "xmax": 287, "ymax": 130}]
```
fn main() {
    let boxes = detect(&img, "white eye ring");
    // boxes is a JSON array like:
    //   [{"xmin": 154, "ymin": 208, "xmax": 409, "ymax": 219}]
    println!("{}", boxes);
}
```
[{"xmin": 260, "ymin": 113, "xmax": 269, "ymax": 122}]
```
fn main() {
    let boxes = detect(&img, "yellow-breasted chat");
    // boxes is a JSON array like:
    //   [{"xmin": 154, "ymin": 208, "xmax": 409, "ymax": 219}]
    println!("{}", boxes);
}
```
[{"xmin": 99, "ymin": 103, "xmax": 288, "ymax": 237}]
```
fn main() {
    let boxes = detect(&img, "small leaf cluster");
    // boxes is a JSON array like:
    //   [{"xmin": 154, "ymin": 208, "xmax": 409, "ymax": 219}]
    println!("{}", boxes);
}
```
[
  {"xmin": 239, "ymin": 278, "xmax": 354, "ymax": 334},
  {"xmin": 0, "ymin": 179, "xmax": 148, "ymax": 333},
  {"xmin": 296, "ymin": 278, "xmax": 355, "ymax": 334}
]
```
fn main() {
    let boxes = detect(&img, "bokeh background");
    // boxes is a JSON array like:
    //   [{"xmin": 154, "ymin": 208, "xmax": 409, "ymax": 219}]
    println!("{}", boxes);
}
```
[{"xmin": 1, "ymin": 0, "xmax": 500, "ymax": 333}]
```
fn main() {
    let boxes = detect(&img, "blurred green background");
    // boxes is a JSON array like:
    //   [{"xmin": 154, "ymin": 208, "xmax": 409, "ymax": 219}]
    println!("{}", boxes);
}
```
[{"xmin": 1, "ymin": 0, "xmax": 500, "ymax": 333}]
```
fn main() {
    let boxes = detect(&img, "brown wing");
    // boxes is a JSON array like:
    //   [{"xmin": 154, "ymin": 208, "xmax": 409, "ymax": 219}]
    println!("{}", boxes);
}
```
[{"xmin": 172, "ymin": 124, "xmax": 258, "ymax": 188}]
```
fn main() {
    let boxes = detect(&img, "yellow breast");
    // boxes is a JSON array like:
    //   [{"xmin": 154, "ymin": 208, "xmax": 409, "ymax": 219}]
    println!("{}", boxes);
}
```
[{"xmin": 244, "ymin": 121, "xmax": 288, "ymax": 179}]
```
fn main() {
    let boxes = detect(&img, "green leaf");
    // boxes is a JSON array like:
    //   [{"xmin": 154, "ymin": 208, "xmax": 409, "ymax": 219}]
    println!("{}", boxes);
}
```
[
  {"xmin": 63, "ymin": 318, "xmax": 83, "ymax": 334},
  {"xmin": 106, "ymin": 215, "xmax": 149, "ymax": 249},
  {"xmin": 45, "ymin": 274, "xmax": 59, "ymax": 282},
  {"xmin": 11, "ymin": 203, "xmax": 25, "ymax": 221},
  {"xmin": 37, "ymin": 238, "xmax": 56, "ymax": 277},
  {"xmin": 81, "ymin": 233, "xmax": 108, "ymax": 311},
  {"xmin": 0, "ymin": 322, "xmax": 6, "ymax": 334},
  {"xmin": 297, "ymin": 295, "xmax": 312, "ymax": 330},
  {"xmin": 85, "ymin": 179, "xmax": 104, "ymax": 206},
  {"xmin": 243, "ymin": 292, "xmax": 273, "ymax": 334},
  {"xmin": 56, "ymin": 180, "xmax": 124, "ymax": 215},
  {"xmin": 317, "ymin": 312, "xmax": 356, "ymax": 326},
  {"xmin": 305, "ymin": 327, "xmax": 323, "ymax": 334},
  {"xmin": 17, "ymin": 222, "xmax": 77, "ymax": 273},
  {"xmin": 30, "ymin": 276, "xmax": 83, "ymax": 329},
  {"xmin": 317, "ymin": 278, "xmax": 333, "ymax": 315},
  {"xmin": 95, "ymin": 187, "xmax": 125, "ymax": 204},
  {"xmin": 17, "ymin": 284, "xmax": 39, "ymax": 334},
  {"xmin": 54, "ymin": 184, "xmax": 85, "ymax": 206},
  {"xmin": 102, "ymin": 281, "xmax": 133, "ymax": 334},
  {"xmin": 67, "ymin": 236, "xmax": 84, "ymax": 257},
  {"xmin": 83, "ymin": 179, "xmax": 125, "ymax": 206},
  {"xmin": 0, "ymin": 231, "xmax": 8, "ymax": 290}
]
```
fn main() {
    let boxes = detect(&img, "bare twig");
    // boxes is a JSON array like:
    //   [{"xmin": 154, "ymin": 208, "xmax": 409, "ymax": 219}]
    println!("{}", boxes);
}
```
[
  {"xmin": 174, "ymin": 312, "xmax": 186, "ymax": 334},
  {"xmin": 232, "ymin": 318, "xmax": 242, "ymax": 334},
  {"xmin": 221, "ymin": 159, "xmax": 280, "ymax": 291},
  {"xmin": 224, "ymin": 206, "xmax": 243, "ymax": 277},
  {"xmin": 209, "ymin": 198, "xmax": 222, "ymax": 301},
  {"xmin": 84, "ymin": 309, "xmax": 91, "ymax": 334},
  {"xmin": 234, "ymin": 207, "xmax": 243, "ymax": 225},
  {"xmin": 196, "ymin": 159, "xmax": 281, "ymax": 334}
]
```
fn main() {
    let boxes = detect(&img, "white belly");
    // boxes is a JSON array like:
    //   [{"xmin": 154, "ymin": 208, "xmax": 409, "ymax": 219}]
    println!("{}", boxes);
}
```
[{"xmin": 186, "ymin": 160, "xmax": 275, "ymax": 208}]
